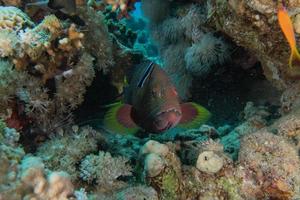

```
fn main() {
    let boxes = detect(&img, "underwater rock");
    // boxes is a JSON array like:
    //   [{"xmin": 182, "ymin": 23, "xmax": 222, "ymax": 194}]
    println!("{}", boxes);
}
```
[
  {"xmin": 238, "ymin": 131, "xmax": 300, "ymax": 199},
  {"xmin": 280, "ymin": 81, "xmax": 300, "ymax": 114},
  {"xmin": 233, "ymin": 101, "xmax": 271, "ymax": 137},
  {"xmin": 269, "ymin": 107, "xmax": 300, "ymax": 152},
  {"xmin": 180, "ymin": 160, "xmax": 242, "ymax": 199},
  {"xmin": 210, "ymin": 0, "xmax": 300, "ymax": 88},
  {"xmin": 294, "ymin": 14, "xmax": 300, "ymax": 34}
]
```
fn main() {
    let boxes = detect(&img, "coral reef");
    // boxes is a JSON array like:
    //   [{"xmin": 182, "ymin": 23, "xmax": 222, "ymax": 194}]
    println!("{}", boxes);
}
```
[
  {"xmin": 0, "ymin": 5, "xmax": 112, "ymax": 135},
  {"xmin": 209, "ymin": 0, "xmax": 300, "ymax": 89},
  {"xmin": 1, "ymin": 1, "xmax": 300, "ymax": 200},
  {"xmin": 77, "ymin": 6, "xmax": 114, "ymax": 73},
  {"xmin": 0, "ymin": 120, "xmax": 76, "ymax": 199}
]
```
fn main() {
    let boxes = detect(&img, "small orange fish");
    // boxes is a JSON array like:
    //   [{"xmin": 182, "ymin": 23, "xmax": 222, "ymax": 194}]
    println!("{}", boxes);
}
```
[
  {"xmin": 103, "ymin": 61, "xmax": 211, "ymax": 134},
  {"xmin": 277, "ymin": 3, "xmax": 300, "ymax": 68}
]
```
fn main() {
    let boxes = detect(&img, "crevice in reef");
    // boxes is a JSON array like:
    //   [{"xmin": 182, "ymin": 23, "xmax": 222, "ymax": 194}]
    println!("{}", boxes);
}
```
[{"xmin": 191, "ymin": 47, "xmax": 282, "ymax": 127}]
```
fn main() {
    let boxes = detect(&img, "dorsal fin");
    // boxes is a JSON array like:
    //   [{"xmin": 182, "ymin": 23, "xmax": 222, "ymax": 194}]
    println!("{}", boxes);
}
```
[{"xmin": 137, "ymin": 62, "xmax": 154, "ymax": 88}]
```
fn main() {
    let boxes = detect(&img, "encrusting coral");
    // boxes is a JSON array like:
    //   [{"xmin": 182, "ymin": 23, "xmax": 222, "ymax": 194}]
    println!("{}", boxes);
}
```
[{"xmin": 238, "ymin": 131, "xmax": 300, "ymax": 199}]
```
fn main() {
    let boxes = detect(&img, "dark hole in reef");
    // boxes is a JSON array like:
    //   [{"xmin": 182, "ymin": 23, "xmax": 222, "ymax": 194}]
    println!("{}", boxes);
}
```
[
  {"xmin": 74, "ymin": 69, "xmax": 119, "ymax": 125},
  {"xmin": 191, "ymin": 47, "xmax": 281, "ymax": 127}
]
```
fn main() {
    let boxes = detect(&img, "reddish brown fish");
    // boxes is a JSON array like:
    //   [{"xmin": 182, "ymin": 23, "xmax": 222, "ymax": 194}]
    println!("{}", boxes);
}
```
[{"xmin": 103, "ymin": 62, "xmax": 210, "ymax": 134}]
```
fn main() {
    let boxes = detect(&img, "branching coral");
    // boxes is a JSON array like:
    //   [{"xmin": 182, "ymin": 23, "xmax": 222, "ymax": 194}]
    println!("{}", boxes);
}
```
[
  {"xmin": 36, "ymin": 126, "xmax": 99, "ymax": 181},
  {"xmin": 79, "ymin": 151, "xmax": 132, "ymax": 191}
]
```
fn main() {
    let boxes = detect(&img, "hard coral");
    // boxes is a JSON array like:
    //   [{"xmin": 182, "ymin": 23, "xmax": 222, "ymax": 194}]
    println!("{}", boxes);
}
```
[
  {"xmin": 0, "ymin": 8, "xmax": 98, "ymax": 134},
  {"xmin": 238, "ymin": 131, "xmax": 300, "ymax": 199},
  {"xmin": 139, "ymin": 140, "xmax": 182, "ymax": 200},
  {"xmin": 20, "ymin": 156, "xmax": 74, "ymax": 200}
]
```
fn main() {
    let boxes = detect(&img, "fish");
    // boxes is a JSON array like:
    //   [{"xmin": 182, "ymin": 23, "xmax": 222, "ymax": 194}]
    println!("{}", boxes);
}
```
[
  {"xmin": 26, "ymin": 0, "xmax": 76, "ymax": 15},
  {"xmin": 103, "ymin": 61, "xmax": 211, "ymax": 134},
  {"xmin": 277, "ymin": 3, "xmax": 300, "ymax": 69}
]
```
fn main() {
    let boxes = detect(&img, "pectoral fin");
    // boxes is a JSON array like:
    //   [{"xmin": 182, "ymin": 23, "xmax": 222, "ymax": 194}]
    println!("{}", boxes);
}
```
[
  {"xmin": 177, "ymin": 102, "xmax": 211, "ymax": 129},
  {"xmin": 103, "ymin": 102, "xmax": 139, "ymax": 135}
]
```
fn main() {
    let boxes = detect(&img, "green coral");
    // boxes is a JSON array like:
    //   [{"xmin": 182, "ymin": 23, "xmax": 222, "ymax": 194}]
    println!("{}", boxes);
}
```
[
  {"xmin": 161, "ymin": 169, "xmax": 180, "ymax": 200},
  {"xmin": 217, "ymin": 177, "xmax": 243, "ymax": 200}
]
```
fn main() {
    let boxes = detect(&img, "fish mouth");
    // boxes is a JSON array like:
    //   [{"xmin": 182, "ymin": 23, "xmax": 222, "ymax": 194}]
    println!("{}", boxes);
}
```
[
  {"xmin": 153, "ymin": 108, "xmax": 182, "ymax": 132},
  {"xmin": 155, "ymin": 108, "xmax": 182, "ymax": 117}
]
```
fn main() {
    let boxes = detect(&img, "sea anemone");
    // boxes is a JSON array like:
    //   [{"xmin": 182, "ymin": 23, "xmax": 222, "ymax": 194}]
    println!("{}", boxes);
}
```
[{"xmin": 184, "ymin": 33, "xmax": 230, "ymax": 76}]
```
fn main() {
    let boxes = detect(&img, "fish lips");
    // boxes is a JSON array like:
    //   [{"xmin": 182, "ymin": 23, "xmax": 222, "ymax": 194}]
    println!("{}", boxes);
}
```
[{"xmin": 152, "ymin": 108, "xmax": 182, "ymax": 132}]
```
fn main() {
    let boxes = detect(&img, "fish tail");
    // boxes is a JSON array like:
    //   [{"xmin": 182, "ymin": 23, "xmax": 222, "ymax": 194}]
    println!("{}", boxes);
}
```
[
  {"xmin": 289, "ymin": 47, "xmax": 300, "ymax": 68},
  {"xmin": 103, "ymin": 102, "xmax": 139, "ymax": 135},
  {"xmin": 177, "ymin": 102, "xmax": 211, "ymax": 129}
]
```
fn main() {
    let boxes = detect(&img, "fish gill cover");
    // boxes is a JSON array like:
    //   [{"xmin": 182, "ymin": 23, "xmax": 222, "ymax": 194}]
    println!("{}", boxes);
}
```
[{"xmin": 0, "ymin": 0, "xmax": 299, "ymax": 199}]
